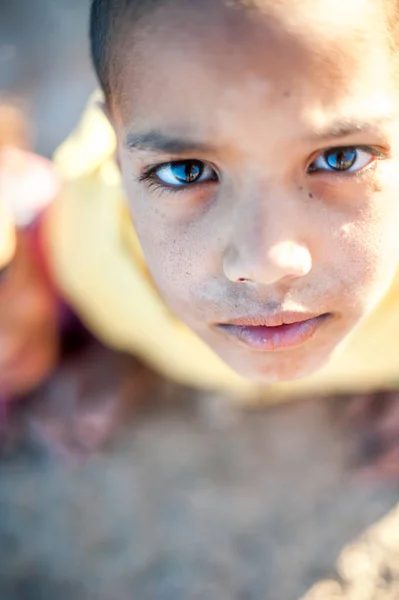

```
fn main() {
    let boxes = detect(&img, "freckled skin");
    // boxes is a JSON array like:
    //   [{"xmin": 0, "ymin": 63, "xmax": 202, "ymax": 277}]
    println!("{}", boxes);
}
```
[{"xmin": 110, "ymin": 0, "xmax": 399, "ymax": 383}]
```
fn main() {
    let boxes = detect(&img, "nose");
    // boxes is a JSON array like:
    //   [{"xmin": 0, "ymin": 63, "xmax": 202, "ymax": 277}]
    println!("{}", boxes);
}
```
[
  {"xmin": 224, "ymin": 239, "xmax": 312, "ymax": 285},
  {"xmin": 223, "ymin": 191, "xmax": 313, "ymax": 286}
]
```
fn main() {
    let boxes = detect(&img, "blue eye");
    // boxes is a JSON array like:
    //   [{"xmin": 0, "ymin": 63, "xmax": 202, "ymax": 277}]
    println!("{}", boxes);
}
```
[
  {"xmin": 309, "ymin": 147, "xmax": 376, "ymax": 174},
  {"xmin": 152, "ymin": 160, "xmax": 217, "ymax": 187}
]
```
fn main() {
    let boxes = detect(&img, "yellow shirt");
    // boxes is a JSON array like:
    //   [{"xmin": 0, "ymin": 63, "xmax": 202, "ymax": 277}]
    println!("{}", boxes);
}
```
[{"xmin": 46, "ymin": 93, "xmax": 399, "ymax": 404}]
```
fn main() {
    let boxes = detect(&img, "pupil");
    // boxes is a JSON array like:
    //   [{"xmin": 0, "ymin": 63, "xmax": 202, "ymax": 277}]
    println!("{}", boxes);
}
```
[
  {"xmin": 174, "ymin": 161, "xmax": 202, "ymax": 183},
  {"xmin": 326, "ymin": 148, "xmax": 357, "ymax": 171}
]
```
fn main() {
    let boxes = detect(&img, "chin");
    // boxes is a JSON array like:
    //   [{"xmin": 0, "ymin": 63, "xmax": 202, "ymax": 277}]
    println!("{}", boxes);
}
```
[{"xmin": 224, "ymin": 346, "xmax": 335, "ymax": 384}]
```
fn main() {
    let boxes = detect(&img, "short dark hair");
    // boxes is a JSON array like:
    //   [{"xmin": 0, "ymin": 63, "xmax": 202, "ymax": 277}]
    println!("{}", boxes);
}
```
[
  {"xmin": 90, "ymin": 0, "xmax": 164, "ymax": 102},
  {"xmin": 91, "ymin": 0, "xmax": 399, "ymax": 103},
  {"xmin": 90, "ymin": 0, "xmax": 121, "ymax": 100}
]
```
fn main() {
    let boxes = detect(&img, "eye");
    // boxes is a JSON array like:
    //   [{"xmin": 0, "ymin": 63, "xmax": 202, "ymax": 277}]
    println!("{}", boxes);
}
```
[
  {"xmin": 308, "ymin": 146, "xmax": 377, "ymax": 174},
  {"xmin": 149, "ymin": 160, "xmax": 218, "ymax": 187}
]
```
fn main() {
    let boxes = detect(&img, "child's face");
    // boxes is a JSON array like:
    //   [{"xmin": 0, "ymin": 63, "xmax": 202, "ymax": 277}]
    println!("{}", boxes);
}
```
[{"xmin": 112, "ymin": 0, "xmax": 399, "ymax": 382}]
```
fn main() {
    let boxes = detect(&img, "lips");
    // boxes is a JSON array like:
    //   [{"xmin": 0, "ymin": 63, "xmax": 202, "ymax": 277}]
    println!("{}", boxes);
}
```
[{"xmin": 216, "ymin": 313, "xmax": 332, "ymax": 352}]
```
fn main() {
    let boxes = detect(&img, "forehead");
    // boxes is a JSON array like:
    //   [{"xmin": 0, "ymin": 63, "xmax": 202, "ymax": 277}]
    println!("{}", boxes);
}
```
[{"xmin": 114, "ymin": 0, "xmax": 395, "ymax": 138}]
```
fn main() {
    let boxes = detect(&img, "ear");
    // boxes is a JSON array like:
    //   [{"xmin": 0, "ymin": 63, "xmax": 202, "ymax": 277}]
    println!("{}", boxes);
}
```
[{"xmin": 95, "ymin": 99, "xmax": 122, "ymax": 171}]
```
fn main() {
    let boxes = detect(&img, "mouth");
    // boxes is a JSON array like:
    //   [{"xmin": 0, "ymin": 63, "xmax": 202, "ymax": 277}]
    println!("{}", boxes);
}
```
[{"xmin": 215, "ymin": 312, "xmax": 333, "ymax": 352}]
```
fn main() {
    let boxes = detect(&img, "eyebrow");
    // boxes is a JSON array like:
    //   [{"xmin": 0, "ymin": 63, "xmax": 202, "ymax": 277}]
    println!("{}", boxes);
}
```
[
  {"xmin": 309, "ymin": 115, "xmax": 396, "ymax": 142},
  {"xmin": 125, "ymin": 114, "xmax": 397, "ymax": 154},
  {"xmin": 124, "ymin": 131, "xmax": 214, "ymax": 155}
]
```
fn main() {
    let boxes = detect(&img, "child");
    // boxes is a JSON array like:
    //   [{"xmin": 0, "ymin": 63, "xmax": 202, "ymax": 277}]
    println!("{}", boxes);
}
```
[
  {"xmin": 0, "ymin": 126, "xmax": 61, "ymax": 403},
  {"xmin": 46, "ymin": 0, "xmax": 399, "ymax": 409},
  {"xmin": 0, "ymin": 121, "xmax": 144, "ymax": 457},
  {"xmin": 0, "ymin": 195, "xmax": 16, "ymax": 280}
]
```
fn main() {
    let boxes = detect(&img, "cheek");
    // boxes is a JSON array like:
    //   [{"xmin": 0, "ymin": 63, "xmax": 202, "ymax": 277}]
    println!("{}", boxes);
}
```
[
  {"xmin": 140, "ymin": 223, "xmax": 211, "ymax": 311},
  {"xmin": 326, "ymin": 187, "xmax": 399, "ymax": 311},
  {"xmin": 125, "ymin": 181, "xmax": 220, "ymax": 310}
]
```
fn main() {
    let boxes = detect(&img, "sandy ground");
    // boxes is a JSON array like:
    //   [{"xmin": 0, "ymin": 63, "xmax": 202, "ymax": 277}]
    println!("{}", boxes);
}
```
[
  {"xmin": 1, "ymin": 2, "xmax": 399, "ymax": 599},
  {"xmin": 1, "ymin": 392, "xmax": 399, "ymax": 600}
]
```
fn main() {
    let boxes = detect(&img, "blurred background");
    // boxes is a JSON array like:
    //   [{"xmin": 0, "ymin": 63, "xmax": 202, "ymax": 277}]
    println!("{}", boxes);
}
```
[
  {"xmin": 1, "ymin": 2, "xmax": 399, "ymax": 599},
  {"xmin": 0, "ymin": 0, "xmax": 95, "ymax": 156}
]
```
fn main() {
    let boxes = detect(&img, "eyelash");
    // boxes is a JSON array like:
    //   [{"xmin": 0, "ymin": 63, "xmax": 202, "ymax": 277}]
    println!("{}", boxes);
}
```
[
  {"xmin": 307, "ymin": 145, "xmax": 385, "ymax": 177},
  {"xmin": 138, "ymin": 161, "xmax": 217, "ymax": 196},
  {"xmin": 138, "ymin": 145, "xmax": 386, "ymax": 194},
  {"xmin": 138, "ymin": 172, "xmax": 178, "ymax": 196}
]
